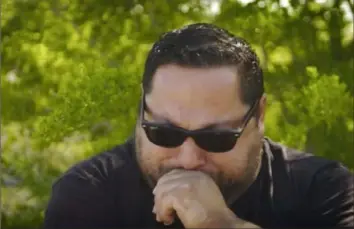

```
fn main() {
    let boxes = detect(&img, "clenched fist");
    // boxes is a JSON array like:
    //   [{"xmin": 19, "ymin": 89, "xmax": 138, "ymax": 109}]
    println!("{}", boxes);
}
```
[{"xmin": 152, "ymin": 169, "xmax": 238, "ymax": 228}]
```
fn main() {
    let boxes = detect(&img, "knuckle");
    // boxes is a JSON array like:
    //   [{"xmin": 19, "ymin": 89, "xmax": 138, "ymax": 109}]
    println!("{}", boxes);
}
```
[{"xmin": 181, "ymin": 183, "xmax": 193, "ymax": 191}]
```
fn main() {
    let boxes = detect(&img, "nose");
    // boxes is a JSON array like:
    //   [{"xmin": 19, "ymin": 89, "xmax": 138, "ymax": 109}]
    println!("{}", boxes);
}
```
[{"xmin": 177, "ymin": 137, "xmax": 207, "ymax": 170}]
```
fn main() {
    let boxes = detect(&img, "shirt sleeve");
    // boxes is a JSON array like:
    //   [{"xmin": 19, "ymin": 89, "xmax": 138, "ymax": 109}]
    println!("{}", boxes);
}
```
[
  {"xmin": 306, "ymin": 162, "xmax": 354, "ymax": 228},
  {"xmin": 43, "ymin": 171, "xmax": 119, "ymax": 229}
]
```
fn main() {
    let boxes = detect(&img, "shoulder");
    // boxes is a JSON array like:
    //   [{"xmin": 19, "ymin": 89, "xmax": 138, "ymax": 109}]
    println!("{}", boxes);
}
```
[
  {"xmin": 44, "ymin": 138, "xmax": 143, "ymax": 228},
  {"xmin": 266, "ymin": 138, "xmax": 354, "ymax": 227},
  {"xmin": 266, "ymin": 138, "xmax": 352, "ymax": 186},
  {"xmin": 55, "ymin": 138, "xmax": 137, "ymax": 188}
]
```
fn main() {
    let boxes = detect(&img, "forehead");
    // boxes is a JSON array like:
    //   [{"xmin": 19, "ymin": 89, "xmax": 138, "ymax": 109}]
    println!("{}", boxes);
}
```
[{"xmin": 147, "ymin": 64, "xmax": 247, "ymax": 128}]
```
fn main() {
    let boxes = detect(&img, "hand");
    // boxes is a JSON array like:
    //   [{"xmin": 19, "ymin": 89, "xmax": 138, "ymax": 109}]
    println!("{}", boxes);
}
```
[{"xmin": 152, "ymin": 169, "xmax": 237, "ymax": 228}]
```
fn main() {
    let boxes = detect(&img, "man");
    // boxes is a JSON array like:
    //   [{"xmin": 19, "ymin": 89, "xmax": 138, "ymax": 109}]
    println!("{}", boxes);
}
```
[{"xmin": 43, "ymin": 23, "xmax": 354, "ymax": 228}]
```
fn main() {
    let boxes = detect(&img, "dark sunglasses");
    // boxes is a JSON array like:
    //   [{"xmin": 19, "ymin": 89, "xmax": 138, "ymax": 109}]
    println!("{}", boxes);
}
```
[{"xmin": 140, "ymin": 93, "xmax": 259, "ymax": 153}]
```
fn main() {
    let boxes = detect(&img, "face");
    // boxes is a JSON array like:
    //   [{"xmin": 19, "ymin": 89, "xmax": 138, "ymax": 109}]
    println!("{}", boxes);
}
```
[{"xmin": 135, "ymin": 64, "xmax": 266, "ymax": 202}]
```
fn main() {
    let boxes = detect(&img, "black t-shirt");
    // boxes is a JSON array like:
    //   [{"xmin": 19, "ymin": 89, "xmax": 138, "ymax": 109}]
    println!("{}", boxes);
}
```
[{"xmin": 43, "ymin": 138, "xmax": 354, "ymax": 228}]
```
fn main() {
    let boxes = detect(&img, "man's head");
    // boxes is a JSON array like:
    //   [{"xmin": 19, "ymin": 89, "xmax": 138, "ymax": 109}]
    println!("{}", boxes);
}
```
[{"xmin": 135, "ymin": 23, "xmax": 266, "ymax": 201}]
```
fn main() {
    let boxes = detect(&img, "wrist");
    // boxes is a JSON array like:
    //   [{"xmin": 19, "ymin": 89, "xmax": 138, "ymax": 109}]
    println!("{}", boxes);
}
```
[
  {"xmin": 202, "ymin": 208, "xmax": 240, "ymax": 228},
  {"xmin": 205, "ymin": 208, "xmax": 258, "ymax": 228}
]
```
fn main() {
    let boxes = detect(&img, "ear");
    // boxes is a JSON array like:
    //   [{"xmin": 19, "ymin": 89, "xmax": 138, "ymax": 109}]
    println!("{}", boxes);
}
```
[{"xmin": 257, "ymin": 94, "xmax": 267, "ymax": 133}]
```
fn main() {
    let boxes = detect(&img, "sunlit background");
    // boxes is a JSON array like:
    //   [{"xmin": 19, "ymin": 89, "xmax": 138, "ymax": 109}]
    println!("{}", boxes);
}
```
[{"xmin": 1, "ymin": 0, "xmax": 353, "ymax": 228}]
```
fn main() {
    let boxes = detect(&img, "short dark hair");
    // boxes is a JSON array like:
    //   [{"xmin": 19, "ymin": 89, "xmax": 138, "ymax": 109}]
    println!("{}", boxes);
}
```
[{"xmin": 142, "ymin": 23, "xmax": 264, "ymax": 105}]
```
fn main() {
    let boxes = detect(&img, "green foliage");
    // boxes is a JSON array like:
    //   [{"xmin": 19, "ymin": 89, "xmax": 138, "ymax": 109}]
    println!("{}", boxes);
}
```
[{"xmin": 1, "ymin": 0, "xmax": 353, "ymax": 228}]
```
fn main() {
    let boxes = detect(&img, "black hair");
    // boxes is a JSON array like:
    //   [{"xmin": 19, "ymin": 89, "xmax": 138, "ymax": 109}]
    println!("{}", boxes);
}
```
[{"xmin": 142, "ymin": 23, "xmax": 264, "ymax": 106}]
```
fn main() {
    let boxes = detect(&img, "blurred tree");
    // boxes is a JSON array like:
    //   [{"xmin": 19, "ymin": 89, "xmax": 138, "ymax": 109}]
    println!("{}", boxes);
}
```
[{"xmin": 1, "ymin": 0, "xmax": 353, "ymax": 228}]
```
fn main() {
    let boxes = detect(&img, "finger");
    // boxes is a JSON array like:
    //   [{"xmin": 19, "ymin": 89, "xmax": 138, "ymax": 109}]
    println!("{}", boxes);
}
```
[
  {"xmin": 153, "ymin": 179, "xmax": 190, "ymax": 223},
  {"xmin": 158, "ymin": 169, "xmax": 213, "ymax": 186},
  {"xmin": 153, "ymin": 178, "xmax": 195, "ymax": 225},
  {"xmin": 156, "ymin": 170, "xmax": 199, "ymax": 187},
  {"xmin": 153, "ymin": 181, "xmax": 193, "ymax": 225},
  {"xmin": 176, "ymin": 198, "xmax": 208, "ymax": 224},
  {"xmin": 165, "ymin": 193, "xmax": 195, "ymax": 225},
  {"xmin": 153, "ymin": 183, "xmax": 179, "ymax": 224},
  {"xmin": 153, "ymin": 180, "xmax": 183, "ymax": 196},
  {"xmin": 154, "ymin": 193, "xmax": 176, "ymax": 225}
]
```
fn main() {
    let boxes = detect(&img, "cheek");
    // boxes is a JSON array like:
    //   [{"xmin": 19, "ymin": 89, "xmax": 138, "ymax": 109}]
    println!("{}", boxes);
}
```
[
  {"xmin": 210, "ymin": 149, "xmax": 249, "ymax": 178},
  {"xmin": 138, "ymin": 130, "xmax": 174, "ymax": 171},
  {"xmin": 210, "ymin": 126, "xmax": 261, "ymax": 177}
]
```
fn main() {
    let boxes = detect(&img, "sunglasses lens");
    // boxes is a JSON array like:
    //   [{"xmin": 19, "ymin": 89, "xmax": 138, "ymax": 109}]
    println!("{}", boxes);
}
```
[
  {"xmin": 143, "ymin": 124, "xmax": 185, "ymax": 147},
  {"xmin": 195, "ymin": 131, "xmax": 239, "ymax": 153}
]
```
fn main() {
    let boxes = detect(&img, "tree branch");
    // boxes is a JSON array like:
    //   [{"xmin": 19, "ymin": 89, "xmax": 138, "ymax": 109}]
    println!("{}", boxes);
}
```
[{"xmin": 345, "ymin": 0, "xmax": 354, "ymax": 16}]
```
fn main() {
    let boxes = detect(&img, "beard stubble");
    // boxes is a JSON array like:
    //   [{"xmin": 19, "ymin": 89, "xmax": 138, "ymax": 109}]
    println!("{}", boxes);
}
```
[{"xmin": 134, "ymin": 128, "xmax": 263, "ymax": 204}]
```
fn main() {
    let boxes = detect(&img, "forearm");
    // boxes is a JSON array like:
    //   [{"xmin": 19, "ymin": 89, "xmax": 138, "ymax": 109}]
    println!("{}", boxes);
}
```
[
  {"xmin": 221, "ymin": 215, "xmax": 260, "ymax": 228},
  {"xmin": 205, "ymin": 209, "xmax": 261, "ymax": 228},
  {"xmin": 227, "ymin": 218, "xmax": 261, "ymax": 228}
]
